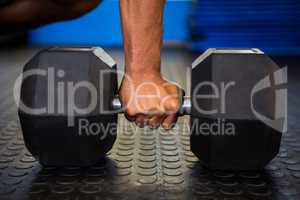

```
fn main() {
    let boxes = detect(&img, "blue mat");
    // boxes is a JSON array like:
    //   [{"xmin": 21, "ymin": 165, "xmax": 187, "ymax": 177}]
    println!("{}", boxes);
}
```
[
  {"xmin": 190, "ymin": 0, "xmax": 300, "ymax": 55},
  {"xmin": 29, "ymin": 0, "xmax": 191, "ymax": 47}
]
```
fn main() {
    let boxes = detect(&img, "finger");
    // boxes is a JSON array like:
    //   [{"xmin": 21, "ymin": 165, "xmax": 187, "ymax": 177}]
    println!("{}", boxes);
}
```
[
  {"xmin": 174, "ymin": 86, "xmax": 185, "ymax": 105},
  {"xmin": 180, "ymin": 88, "xmax": 185, "ymax": 97},
  {"xmin": 135, "ymin": 114, "xmax": 148, "ymax": 128},
  {"xmin": 162, "ymin": 114, "xmax": 178, "ymax": 130},
  {"xmin": 124, "ymin": 113, "xmax": 136, "ymax": 122},
  {"xmin": 148, "ymin": 115, "xmax": 165, "ymax": 129},
  {"xmin": 178, "ymin": 88, "xmax": 185, "ymax": 112},
  {"xmin": 164, "ymin": 99, "xmax": 181, "ymax": 115},
  {"xmin": 163, "ymin": 90, "xmax": 184, "ymax": 115}
]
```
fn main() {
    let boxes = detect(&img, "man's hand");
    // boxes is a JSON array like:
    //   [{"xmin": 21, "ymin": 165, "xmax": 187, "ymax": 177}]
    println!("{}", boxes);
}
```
[
  {"xmin": 119, "ymin": 0, "xmax": 182, "ymax": 129},
  {"xmin": 119, "ymin": 71, "xmax": 183, "ymax": 129}
]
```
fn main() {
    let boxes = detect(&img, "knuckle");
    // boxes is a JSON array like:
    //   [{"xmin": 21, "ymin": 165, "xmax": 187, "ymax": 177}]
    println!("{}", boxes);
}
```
[
  {"xmin": 166, "ymin": 99, "xmax": 180, "ymax": 112},
  {"xmin": 136, "ymin": 122, "xmax": 144, "ymax": 128},
  {"xmin": 162, "ymin": 123, "xmax": 171, "ymax": 130},
  {"xmin": 147, "ymin": 105, "xmax": 161, "ymax": 115},
  {"xmin": 149, "ymin": 122, "xmax": 159, "ymax": 129},
  {"xmin": 126, "ymin": 108, "xmax": 137, "ymax": 117},
  {"xmin": 162, "ymin": 121, "xmax": 175, "ymax": 130}
]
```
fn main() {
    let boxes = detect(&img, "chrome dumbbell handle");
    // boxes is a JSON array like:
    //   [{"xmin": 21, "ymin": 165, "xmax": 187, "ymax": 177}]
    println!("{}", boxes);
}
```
[{"xmin": 111, "ymin": 96, "xmax": 191, "ymax": 115}]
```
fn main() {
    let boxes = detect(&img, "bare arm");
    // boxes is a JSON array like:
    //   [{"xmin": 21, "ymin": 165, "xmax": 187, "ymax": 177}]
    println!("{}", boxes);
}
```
[
  {"xmin": 120, "ymin": 0, "xmax": 164, "ymax": 76},
  {"xmin": 119, "ymin": 0, "xmax": 182, "ymax": 129}
]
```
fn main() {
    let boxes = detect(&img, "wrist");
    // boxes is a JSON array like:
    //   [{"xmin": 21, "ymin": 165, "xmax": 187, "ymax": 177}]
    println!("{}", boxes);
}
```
[
  {"xmin": 123, "ymin": 43, "xmax": 162, "ymax": 75},
  {"xmin": 125, "ymin": 70, "xmax": 161, "ymax": 79},
  {"xmin": 124, "ymin": 67, "xmax": 161, "ymax": 81},
  {"xmin": 125, "ymin": 60, "xmax": 161, "ymax": 75}
]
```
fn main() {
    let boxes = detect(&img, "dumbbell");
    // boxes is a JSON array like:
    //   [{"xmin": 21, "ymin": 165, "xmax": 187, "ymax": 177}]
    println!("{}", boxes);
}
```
[
  {"xmin": 18, "ymin": 47, "xmax": 285, "ymax": 170},
  {"xmin": 18, "ymin": 47, "xmax": 119, "ymax": 166},
  {"xmin": 190, "ymin": 48, "xmax": 286, "ymax": 170}
]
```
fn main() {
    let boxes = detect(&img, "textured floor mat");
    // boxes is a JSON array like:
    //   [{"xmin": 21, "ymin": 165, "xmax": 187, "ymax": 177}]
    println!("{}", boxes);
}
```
[
  {"xmin": 0, "ymin": 48, "xmax": 299, "ymax": 200},
  {"xmin": 0, "ymin": 116, "xmax": 300, "ymax": 200}
]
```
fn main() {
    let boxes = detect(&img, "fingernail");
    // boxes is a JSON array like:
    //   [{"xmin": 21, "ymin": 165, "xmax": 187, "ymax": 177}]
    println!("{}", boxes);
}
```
[
  {"xmin": 135, "ymin": 122, "xmax": 144, "ymax": 128},
  {"xmin": 162, "ymin": 124, "xmax": 170, "ymax": 130}
]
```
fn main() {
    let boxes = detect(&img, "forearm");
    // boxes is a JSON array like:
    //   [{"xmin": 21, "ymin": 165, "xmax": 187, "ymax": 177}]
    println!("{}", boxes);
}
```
[{"xmin": 119, "ymin": 0, "xmax": 165, "ymax": 76}]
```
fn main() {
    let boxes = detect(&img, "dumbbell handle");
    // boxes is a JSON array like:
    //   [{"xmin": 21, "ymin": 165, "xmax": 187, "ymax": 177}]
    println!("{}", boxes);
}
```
[{"xmin": 112, "ymin": 96, "xmax": 191, "ymax": 115}]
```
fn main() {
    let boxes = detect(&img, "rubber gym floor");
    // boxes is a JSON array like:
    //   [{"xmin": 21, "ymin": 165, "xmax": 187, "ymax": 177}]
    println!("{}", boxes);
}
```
[{"xmin": 0, "ymin": 47, "xmax": 299, "ymax": 200}]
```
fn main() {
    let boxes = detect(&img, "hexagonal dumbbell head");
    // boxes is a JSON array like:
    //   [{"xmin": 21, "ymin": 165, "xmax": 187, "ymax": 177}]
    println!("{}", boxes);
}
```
[
  {"xmin": 191, "ymin": 48, "xmax": 287, "ymax": 170},
  {"xmin": 18, "ymin": 47, "xmax": 118, "ymax": 166}
]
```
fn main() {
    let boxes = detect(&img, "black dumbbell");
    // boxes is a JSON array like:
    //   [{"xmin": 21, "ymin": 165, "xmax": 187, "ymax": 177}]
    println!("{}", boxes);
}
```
[
  {"xmin": 190, "ymin": 48, "xmax": 286, "ymax": 170},
  {"xmin": 18, "ymin": 47, "xmax": 285, "ymax": 170},
  {"xmin": 18, "ymin": 47, "xmax": 119, "ymax": 166}
]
